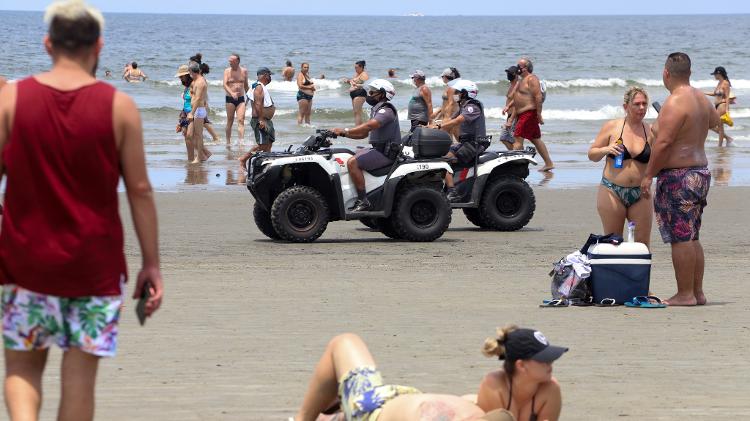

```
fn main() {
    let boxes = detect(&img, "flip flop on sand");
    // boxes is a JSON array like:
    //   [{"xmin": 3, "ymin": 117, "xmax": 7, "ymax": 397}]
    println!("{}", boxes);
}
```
[
  {"xmin": 540, "ymin": 299, "xmax": 568, "ymax": 307},
  {"xmin": 594, "ymin": 298, "xmax": 621, "ymax": 307},
  {"xmin": 624, "ymin": 296, "xmax": 666, "ymax": 308}
]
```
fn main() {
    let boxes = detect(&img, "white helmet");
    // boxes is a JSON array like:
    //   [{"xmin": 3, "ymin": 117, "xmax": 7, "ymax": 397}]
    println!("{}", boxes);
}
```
[
  {"xmin": 365, "ymin": 79, "xmax": 396, "ymax": 101},
  {"xmin": 448, "ymin": 79, "xmax": 478, "ymax": 99}
]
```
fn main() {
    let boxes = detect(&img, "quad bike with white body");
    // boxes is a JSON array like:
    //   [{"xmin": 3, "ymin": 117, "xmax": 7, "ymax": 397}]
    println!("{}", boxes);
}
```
[{"xmin": 246, "ymin": 130, "xmax": 454, "ymax": 242}]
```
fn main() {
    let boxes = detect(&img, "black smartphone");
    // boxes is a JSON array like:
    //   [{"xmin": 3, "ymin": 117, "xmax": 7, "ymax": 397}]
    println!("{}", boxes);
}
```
[
  {"xmin": 652, "ymin": 101, "xmax": 662, "ymax": 113},
  {"xmin": 135, "ymin": 283, "xmax": 152, "ymax": 326}
]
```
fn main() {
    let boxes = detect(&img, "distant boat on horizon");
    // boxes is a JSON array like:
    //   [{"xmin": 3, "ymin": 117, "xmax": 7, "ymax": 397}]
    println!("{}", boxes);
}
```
[{"xmin": 405, "ymin": 12, "xmax": 424, "ymax": 17}]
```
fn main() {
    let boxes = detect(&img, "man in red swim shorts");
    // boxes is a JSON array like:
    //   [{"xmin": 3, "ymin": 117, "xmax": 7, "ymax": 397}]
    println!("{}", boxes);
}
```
[
  {"xmin": 641, "ymin": 52, "xmax": 720, "ymax": 307},
  {"xmin": 511, "ymin": 57, "xmax": 554, "ymax": 171}
]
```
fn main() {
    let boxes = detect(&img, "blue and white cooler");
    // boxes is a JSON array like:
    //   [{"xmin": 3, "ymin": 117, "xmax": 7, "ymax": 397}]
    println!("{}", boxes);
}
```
[{"xmin": 587, "ymin": 242, "xmax": 651, "ymax": 304}]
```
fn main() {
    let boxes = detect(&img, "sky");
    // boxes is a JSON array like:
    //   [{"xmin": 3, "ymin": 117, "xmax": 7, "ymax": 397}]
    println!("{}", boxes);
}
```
[{"xmin": 2, "ymin": 0, "xmax": 749, "ymax": 15}]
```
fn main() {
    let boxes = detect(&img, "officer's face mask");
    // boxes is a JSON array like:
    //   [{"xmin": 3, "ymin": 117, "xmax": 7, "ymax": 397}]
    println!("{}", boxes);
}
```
[{"xmin": 365, "ymin": 91, "xmax": 381, "ymax": 106}]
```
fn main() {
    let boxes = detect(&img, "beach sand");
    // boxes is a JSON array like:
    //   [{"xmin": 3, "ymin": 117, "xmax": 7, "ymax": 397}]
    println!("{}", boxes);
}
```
[{"xmin": 6, "ymin": 187, "xmax": 749, "ymax": 420}]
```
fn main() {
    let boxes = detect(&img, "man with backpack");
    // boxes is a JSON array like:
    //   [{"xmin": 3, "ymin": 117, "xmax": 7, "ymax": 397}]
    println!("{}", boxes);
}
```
[{"xmin": 512, "ymin": 57, "xmax": 554, "ymax": 171}]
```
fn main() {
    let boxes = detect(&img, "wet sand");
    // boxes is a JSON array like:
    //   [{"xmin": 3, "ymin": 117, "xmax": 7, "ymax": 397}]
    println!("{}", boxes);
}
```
[{"xmin": 6, "ymin": 187, "xmax": 750, "ymax": 420}]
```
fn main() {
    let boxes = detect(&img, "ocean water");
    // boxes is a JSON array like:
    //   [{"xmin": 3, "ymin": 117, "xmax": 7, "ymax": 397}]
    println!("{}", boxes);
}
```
[{"xmin": 1, "ymin": 11, "xmax": 749, "ymax": 189}]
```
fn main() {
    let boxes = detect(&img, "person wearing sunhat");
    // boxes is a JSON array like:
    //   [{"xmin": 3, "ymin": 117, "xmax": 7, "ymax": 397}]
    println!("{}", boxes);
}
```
[
  {"xmin": 705, "ymin": 66, "xmax": 733, "ymax": 146},
  {"xmin": 477, "ymin": 325, "xmax": 567, "ymax": 421},
  {"xmin": 239, "ymin": 67, "xmax": 276, "ymax": 169},
  {"xmin": 407, "ymin": 69, "xmax": 433, "ymax": 132},
  {"xmin": 291, "ymin": 332, "xmax": 542, "ymax": 421}
]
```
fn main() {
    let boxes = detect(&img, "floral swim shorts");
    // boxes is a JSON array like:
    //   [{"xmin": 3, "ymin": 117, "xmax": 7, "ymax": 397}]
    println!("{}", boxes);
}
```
[
  {"xmin": 654, "ymin": 166, "xmax": 711, "ymax": 243},
  {"xmin": 2, "ymin": 284, "xmax": 123, "ymax": 357},
  {"xmin": 339, "ymin": 366, "xmax": 421, "ymax": 421}
]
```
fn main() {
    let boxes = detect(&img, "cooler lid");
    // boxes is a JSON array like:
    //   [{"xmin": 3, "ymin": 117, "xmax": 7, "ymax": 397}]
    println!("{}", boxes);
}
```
[{"xmin": 587, "ymin": 242, "xmax": 650, "ymax": 256}]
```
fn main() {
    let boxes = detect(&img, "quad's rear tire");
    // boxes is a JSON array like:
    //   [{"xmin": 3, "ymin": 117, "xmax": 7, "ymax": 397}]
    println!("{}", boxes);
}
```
[
  {"xmin": 391, "ymin": 185, "xmax": 451, "ymax": 242},
  {"xmin": 373, "ymin": 217, "xmax": 401, "ymax": 239},
  {"xmin": 254, "ymin": 202, "xmax": 281, "ymax": 240},
  {"xmin": 360, "ymin": 217, "xmax": 378, "ymax": 230},
  {"xmin": 479, "ymin": 175, "xmax": 535, "ymax": 231},
  {"xmin": 271, "ymin": 186, "xmax": 329, "ymax": 242},
  {"xmin": 463, "ymin": 208, "xmax": 490, "ymax": 228}
]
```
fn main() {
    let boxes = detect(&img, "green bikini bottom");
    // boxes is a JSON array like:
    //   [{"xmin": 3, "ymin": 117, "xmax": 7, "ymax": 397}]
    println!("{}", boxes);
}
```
[{"xmin": 601, "ymin": 177, "xmax": 642, "ymax": 208}]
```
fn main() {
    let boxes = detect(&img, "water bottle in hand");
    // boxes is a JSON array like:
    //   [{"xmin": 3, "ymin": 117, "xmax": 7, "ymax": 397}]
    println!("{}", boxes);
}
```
[{"xmin": 614, "ymin": 138, "xmax": 624, "ymax": 168}]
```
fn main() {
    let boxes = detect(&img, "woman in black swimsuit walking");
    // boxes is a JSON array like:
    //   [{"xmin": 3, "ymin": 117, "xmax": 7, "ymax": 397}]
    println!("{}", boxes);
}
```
[
  {"xmin": 705, "ymin": 66, "xmax": 733, "ymax": 146},
  {"xmin": 296, "ymin": 62, "xmax": 316, "ymax": 125},
  {"xmin": 477, "ymin": 325, "xmax": 567, "ymax": 421},
  {"xmin": 346, "ymin": 60, "xmax": 369, "ymax": 125}
]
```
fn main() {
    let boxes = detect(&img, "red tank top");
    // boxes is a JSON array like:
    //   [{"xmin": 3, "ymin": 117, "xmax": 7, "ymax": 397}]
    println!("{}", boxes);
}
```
[{"xmin": 0, "ymin": 77, "xmax": 126, "ymax": 297}]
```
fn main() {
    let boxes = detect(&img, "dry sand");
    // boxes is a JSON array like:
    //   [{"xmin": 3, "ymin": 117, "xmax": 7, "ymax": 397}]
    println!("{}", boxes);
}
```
[{"xmin": 5, "ymin": 187, "xmax": 750, "ymax": 420}]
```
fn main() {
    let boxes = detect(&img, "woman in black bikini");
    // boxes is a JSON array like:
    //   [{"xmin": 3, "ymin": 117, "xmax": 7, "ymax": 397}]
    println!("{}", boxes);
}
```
[
  {"xmin": 477, "ymin": 325, "xmax": 567, "ymax": 421},
  {"xmin": 588, "ymin": 87, "xmax": 653, "ymax": 248},
  {"xmin": 705, "ymin": 66, "xmax": 732, "ymax": 146},
  {"xmin": 296, "ymin": 62, "xmax": 315, "ymax": 125},
  {"xmin": 347, "ymin": 60, "xmax": 369, "ymax": 125}
]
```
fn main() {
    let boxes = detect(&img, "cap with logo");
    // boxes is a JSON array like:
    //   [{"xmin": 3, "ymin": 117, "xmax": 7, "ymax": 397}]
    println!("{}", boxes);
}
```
[
  {"xmin": 710, "ymin": 66, "xmax": 727, "ymax": 76},
  {"xmin": 257, "ymin": 67, "xmax": 273, "ymax": 76},
  {"xmin": 441, "ymin": 68, "xmax": 455, "ymax": 78},
  {"xmin": 504, "ymin": 328, "xmax": 568, "ymax": 363},
  {"xmin": 411, "ymin": 70, "xmax": 426, "ymax": 80},
  {"xmin": 174, "ymin": 64, "xmax": 190, "ymax": 77}
]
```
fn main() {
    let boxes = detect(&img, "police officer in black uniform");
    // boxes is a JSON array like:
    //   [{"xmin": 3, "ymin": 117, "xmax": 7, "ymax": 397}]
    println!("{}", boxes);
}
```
[{"xmin": 332, "ymin": 79, "xmax": 401, "ymax": 211}]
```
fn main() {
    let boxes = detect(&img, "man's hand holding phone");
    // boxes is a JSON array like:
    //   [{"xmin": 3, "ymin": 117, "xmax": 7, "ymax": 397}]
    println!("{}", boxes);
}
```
[{"xmin": 133, "ymin": 265, "xmax": 163, "ymax": 325}]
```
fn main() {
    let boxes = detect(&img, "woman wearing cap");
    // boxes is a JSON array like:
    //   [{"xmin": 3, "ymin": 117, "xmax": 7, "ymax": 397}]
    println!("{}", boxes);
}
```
[
  {"xmin": 705, "ymin": 66, "xmax": 733, "ymax": 146},
  {"xmin": 407, "ymin": 70, "xmax": 433, "ymax": 132},
  {"xmin": 477, "ymin": 325, "xmax": 566, "ymax": 421},
  {"xmin": 431, "ymin": 67, "xmax": 461, "ymax": 140},
  {"xmin": 346, "ymin": 60, "xmax": 369, "ymax": 125},
  {"xmin": 292, "ymin": 333, "xmax": 516, "ymax": 421}
]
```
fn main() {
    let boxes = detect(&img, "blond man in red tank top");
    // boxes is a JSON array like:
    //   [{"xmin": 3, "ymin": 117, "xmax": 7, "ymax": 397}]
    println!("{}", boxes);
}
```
[{"xmin": 0, "ymin": 2, "xmax": 163, "ymax": 420}]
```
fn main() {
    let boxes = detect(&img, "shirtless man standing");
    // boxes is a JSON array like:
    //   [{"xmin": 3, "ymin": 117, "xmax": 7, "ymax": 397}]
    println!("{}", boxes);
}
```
[
  {"xmin": 239, "ymin": 67, "xmax": 276, "ymax": 170},
  {"xmin": 511, "ymin": 58, "xmax": 554, "ymax": 171},
  {"xmin": 640, "ymin": 52, "xmax": 719, "ymax": 306},
  {"xmin": 187, "ymin": 61, "xmax": 210, "ymax": 163},
  {"xmin": 223, "ymin": 53, "xmax": 249, "ymax": 146}
]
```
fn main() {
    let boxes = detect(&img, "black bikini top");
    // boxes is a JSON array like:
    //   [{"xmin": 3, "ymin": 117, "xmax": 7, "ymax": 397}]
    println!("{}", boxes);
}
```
[
  {"xmin": 607, "ymin": 119, "xmax": 650, "ymax": 164},
  {"xmin": 303, "ymin": 74, "xmax": 312, "ymax": 86}
]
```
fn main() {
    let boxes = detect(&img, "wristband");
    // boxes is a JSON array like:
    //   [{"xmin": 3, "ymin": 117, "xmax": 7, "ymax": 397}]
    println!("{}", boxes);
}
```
[{"xmin": 344, "ymin": 128, "xmax": 350, "ymax": 137}]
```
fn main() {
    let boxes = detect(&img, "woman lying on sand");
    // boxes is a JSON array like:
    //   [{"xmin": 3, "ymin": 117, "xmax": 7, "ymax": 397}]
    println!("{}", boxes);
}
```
[{"xmin": 292, "ymin": 326, "xmax": 566, "ymax": 421}]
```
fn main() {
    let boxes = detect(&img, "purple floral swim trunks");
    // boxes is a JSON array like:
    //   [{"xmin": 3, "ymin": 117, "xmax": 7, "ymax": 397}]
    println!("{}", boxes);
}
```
[{"xmin": 654, "ymin": 166, "xmax": 711, "ymax": 243}]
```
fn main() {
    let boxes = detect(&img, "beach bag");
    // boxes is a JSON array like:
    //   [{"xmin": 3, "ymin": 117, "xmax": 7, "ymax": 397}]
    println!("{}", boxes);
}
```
[
  {"xmin": 539, "ymin": 80, "xmax": 547, "ymax": 103},
  {"xmin": 721, "ymin": 112, "xmax": 734, "ymax": 127},
  {"xmin": 549, "ymin": 253, "xmax": 591, "ymax": 302}
]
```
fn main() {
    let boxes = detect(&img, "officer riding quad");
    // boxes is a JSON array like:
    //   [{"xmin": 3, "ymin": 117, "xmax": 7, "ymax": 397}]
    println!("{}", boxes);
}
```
[
  {"xmin": 246, "ymin": 130, "xmax": 454, "ymax": 243},
  {"xmin": 409, "ymin": 127, "xmax": 538, "ymax": 231}
]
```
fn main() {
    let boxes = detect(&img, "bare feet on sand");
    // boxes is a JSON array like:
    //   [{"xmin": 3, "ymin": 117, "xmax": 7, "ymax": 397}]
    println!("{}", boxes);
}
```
[
  {"xmin": 663, "ymin": 293, "xmax": 698, "ymax": 306},
  {"xmin": 695, "ymin": 291, "xmax": 707, "ymax": 305}
]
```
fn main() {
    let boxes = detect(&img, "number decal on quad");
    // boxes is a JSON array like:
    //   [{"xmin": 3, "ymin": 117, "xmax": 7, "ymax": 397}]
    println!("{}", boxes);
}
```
[
  {"xmin": 294, "ymin": 156, "xmax": 315, "ymax": 162},
  {"xmin": 415, "ymin": 164, "xmax": 430, "ymax": 170}
]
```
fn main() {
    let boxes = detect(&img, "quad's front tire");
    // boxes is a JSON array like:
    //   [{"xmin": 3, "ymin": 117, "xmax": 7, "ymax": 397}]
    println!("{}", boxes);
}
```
[
  {"xmin": 391, "ymin": 185, "xmax": 451, "ymax": 242},
  {"xmin": 463, "ymin": 208, "xmax": 490, "ymax": 228},
  {"xmin": 271, "ymin": 186, "xmax": 329, "ymax": 242},
  {"xmin": 479, "ymin": 175, "xmax": 535, "ymax": 231},
  {"xmin": 254, "ymin": 202, "xmax": 281, "ymax": 240}
]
